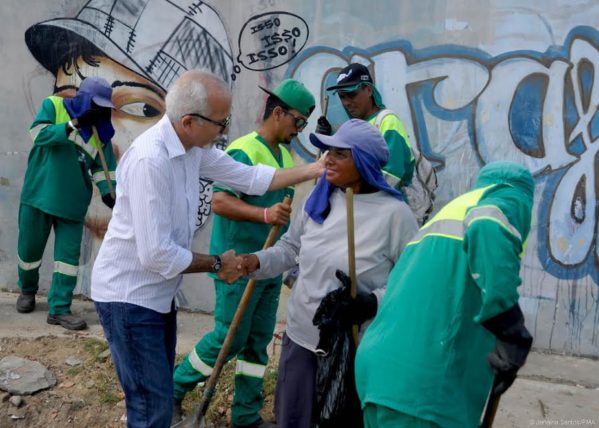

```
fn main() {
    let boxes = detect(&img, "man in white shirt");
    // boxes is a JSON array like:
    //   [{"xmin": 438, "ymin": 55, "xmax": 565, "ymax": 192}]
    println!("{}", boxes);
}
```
[{"xmin": 91, "ymin": 70, "xmax": 324, "ymax": 428}]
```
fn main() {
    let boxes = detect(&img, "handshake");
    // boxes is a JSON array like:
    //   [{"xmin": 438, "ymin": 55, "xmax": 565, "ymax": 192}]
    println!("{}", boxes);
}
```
[{"xmin": 215, "ymin": 250, "xmax": 262, "ymax": 283}]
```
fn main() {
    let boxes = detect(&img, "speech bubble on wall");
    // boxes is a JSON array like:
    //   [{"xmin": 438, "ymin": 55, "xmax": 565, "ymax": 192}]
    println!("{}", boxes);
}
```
[{"xmin": 236, "ymin": 12, "xmax": 309, "ymax": 72}]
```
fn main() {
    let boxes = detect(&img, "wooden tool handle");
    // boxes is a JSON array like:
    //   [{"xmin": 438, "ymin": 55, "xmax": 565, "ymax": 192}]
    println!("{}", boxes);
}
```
[
  {"xmin": 480, "ymin": 377, "xmax": 501, "ymax": 428},
  {"xmin": 314, "ymin": 95, "xmax": 331, "ymax": 185},
  {"xmin": 196, "ymin": 196, "xmax": 292, "ymax": 421},
  {"xmin": 91, "ymin": 126, "xmax": 116, "ymax": 199},
  {"xmin": 346, "ymin": 188, "xmax": 359, "ymax": 345}
]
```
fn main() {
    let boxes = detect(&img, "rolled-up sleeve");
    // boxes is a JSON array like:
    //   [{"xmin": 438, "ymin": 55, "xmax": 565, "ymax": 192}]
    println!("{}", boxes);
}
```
[
  {"xmin": 253, "ymin": 208, "xmax": 307, "ymax": 279},
  {"xmin": 128, "ymin": 156, "xmax": 193, "ymax": 279},
  {"xmin": 200, "ymin": 146, "xmax": 275, "ymax": 195}
]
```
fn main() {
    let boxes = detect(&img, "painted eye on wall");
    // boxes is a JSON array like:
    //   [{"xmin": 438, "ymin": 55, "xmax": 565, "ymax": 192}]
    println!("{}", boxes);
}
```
[{"xmin": 119, "ymin": 102, "xmax": 162, "ymax": 118}]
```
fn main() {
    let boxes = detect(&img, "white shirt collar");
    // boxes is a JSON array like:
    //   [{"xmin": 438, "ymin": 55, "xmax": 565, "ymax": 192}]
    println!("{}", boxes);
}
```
[{"xmin": 159, "ymin": 115, "xmax": 187, "ymax": 159}]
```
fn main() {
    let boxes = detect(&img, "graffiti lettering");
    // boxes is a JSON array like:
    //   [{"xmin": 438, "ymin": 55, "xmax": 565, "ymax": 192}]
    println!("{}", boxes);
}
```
[
  {"xmin": 236, "ymin": 12, "xmax": 308, "ymax": 73},
  {"xmin": 286, "ymin": 26, "xmax": 599, "ymax": 283},
  {"xmin": 260, "ymin": 29, "xmax": 300, "ymax": 48},
  {"xmin": 250, "ymin": 17, "xmax": 281, "ymax": 34}
]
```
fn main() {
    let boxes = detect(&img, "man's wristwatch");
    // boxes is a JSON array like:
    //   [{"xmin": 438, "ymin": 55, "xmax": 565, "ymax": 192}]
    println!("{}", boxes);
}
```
[{"xmin": 211, "ymin": 255, "xmax": 222, "ymax": 273}]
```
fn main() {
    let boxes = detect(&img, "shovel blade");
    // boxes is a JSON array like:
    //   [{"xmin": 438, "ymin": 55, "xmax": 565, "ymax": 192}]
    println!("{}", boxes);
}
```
[{"xmin": 170, "ymin": 409, "xmax": 205, "ymax": 428}]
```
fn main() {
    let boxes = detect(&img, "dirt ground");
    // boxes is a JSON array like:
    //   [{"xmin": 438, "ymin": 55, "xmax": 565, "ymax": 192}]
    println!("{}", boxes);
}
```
[{"xmin": 0, "ymin": 336, "xmax": 276, "ymax": 428}]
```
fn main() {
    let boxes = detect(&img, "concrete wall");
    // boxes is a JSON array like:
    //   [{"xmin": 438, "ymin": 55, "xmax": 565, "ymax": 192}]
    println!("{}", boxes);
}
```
[{"xmin": 0, "ymin": 0, "xmax": 598, "ymax": 356}]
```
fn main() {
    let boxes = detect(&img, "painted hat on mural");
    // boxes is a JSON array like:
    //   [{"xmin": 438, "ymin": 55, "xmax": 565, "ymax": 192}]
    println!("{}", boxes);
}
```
[
  {"xmin": 24, "ymin": 0, "xmax": 233, "ymax": 91},
  {"xmin": 326, "ymin": 63, "xmax": 385, "ymax": 109},
  {"xmin": 259, "ymin": 79, "xmax": 316, "ymax": 117}
]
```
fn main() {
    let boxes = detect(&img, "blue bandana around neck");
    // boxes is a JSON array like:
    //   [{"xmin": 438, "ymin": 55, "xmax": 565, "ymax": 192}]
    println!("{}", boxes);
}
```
[
  {"xmin": 304, "ymin": 146, "xmax": 404, "ymax": 224},
  {"xmin": 63, "ymin": 93, "xmax": 115, "ymax": 144}
]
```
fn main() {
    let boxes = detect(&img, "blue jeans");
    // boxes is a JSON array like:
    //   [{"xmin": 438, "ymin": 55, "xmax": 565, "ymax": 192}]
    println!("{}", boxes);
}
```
[{"xmin": 95, "ymin": 301, "xmax": 177, "ymax": 428}]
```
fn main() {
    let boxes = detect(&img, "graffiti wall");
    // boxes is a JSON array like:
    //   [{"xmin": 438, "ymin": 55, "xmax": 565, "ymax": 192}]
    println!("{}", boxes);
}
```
[{"xmin": 0, "ymin": 0, "xmax": 597, "ymax": 356}]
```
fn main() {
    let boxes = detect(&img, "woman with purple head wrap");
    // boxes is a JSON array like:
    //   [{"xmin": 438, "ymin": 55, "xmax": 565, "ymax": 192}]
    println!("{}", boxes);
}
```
[
  {"xmin": 305, "ymin": 119, "xmax": 404, "ymax": 223},
  {"xmin": 242, "ymin": 119, "xmax": 418, "ymax": 428}
]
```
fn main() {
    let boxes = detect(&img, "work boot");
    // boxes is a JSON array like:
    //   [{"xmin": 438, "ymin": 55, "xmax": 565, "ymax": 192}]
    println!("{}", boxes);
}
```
[
  {"xmin": 232, "ymin": 419, "xmax": 276, "ymax": 428},
  {"xmin": 171, "ymin": 398, "xmax": 184, "ymax": 426},
  {"xmin": 47, "ymin": 313, "xmax": 87, "ymax": 330},
  {"xmin": 16, "ymin": 293, "xmax": 36, "ymax": 313}
]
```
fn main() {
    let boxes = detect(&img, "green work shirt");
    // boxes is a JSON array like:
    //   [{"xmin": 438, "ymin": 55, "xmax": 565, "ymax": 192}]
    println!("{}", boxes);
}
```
[
  {"xmin": 20, "ymin": 96, "xmax": 117, "ymax": 221},
  {"xmin": 355, "ymin": 164, "xmax": 533, "ymax": 428},
  {"xmin": 209, "ymin": 132, "xmax": 295, "ymax": 285},
  {"xmin": 368, "ymin": 111, "xmax": 415, "ymax": 187}
]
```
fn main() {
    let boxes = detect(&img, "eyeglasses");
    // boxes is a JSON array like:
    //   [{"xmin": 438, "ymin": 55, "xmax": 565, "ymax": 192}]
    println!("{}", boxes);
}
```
[
  {"xmin": 282, "ymin": 110, "xmax": 308, "ymax": 131},
  {"xmin": 186, "ymin": 113, "xmax": 231, "ymax": 133}
]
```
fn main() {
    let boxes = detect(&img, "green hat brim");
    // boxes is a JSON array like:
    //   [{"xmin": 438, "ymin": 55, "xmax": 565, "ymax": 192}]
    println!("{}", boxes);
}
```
[
  {"xmin": 259, "ymin": 79, "xmax": 315, "ymax": 117},
  {"xmin": 333, "ymin": 83, "xmax": 386, "ymax": 109}
]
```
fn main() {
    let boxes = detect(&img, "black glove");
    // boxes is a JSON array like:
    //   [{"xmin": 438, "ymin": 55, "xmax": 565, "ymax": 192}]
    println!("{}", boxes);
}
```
[
  {"xmin": 335, "ymin": 270, "xmax": 378, "ymax": 325},
  {"xmin": 315, "ymin": 115, "xmax": 333, "ymax": 136},
  {"xmin": 482, "ymin": 304, "xmax": 533, "ymax": 396},
  {"xmin": 312, "ymin": 270, "xmax": 377, "ymax": 355},
  {"xmin": 315, "ymin": 270, "xmax": 378, "ymax": 327},
  {"xmin": 95, "ymin": 106, "xmax": 112, "ymax": 120},
  {"xmin": 75, "ymin": 108, "xmax": 103, "ymax": 128},
  {"xmin": 101, "ymin": 194, "xmax": 115, "ymax": 209}
]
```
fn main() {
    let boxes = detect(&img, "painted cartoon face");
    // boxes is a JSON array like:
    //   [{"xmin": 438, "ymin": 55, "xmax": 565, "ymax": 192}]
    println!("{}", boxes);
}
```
[{"xmin": 55, "ymin": 55, "xmax": 166, "ymax": 239}]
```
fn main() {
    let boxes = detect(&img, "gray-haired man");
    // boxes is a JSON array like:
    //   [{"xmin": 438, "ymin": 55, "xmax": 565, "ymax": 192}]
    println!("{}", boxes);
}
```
[{"xmin": 91, "ymin": 70, "xmax": 325, "ymax": 427}]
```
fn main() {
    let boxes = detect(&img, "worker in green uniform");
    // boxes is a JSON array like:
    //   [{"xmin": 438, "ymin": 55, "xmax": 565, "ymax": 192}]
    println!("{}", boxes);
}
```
[
  {"xmin": 16, "ymin": 76, "xmax": 117, "ymax": 331},
  {"xmin": 316, "ymin": 63, "xmax": 438, "ymax": 226},
  {"xmin": 172, "ymin": 79, "xmax": 316, "ymax": 428},
  {"xmin": 317, "ymin": 63, "xmax": 415, "ymax": 188},
  {"xmin": 354, "ymin": 161, "xmax": 535, "ymax": 428}
]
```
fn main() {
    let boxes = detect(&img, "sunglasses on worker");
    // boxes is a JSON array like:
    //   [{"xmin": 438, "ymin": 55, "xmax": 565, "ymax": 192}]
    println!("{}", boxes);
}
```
[
  {"xmin": 282, "ymin": 109, "xmax": 308, "ymax": 131},
  {"xmin": 186, "ymin": 113, "xmax": 231, "ymax": 133}
]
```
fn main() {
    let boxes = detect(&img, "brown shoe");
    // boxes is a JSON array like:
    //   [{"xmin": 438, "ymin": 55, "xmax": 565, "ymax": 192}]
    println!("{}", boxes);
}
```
[
  {"xmin": 16, "ymin": 293, "xmax": 36, "ymax": 313},
  {"xmin": 47, "ymin": 313, "xmax": 87, "ymax": 330}
]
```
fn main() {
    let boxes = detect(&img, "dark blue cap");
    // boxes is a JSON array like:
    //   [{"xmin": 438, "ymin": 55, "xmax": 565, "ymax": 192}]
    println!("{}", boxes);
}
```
[{"xmin": 78, "ymin": 77, "xmax": 115, "ymax": 108}]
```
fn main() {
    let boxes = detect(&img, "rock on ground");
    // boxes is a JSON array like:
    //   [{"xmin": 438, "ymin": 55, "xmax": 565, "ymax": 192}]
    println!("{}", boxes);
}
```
[{"xmin": 0, "ymin": 356, "xmax": 56, "ymax": 395}]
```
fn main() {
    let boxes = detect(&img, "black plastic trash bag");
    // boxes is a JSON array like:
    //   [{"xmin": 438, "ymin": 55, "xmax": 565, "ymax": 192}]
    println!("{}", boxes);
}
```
[{"xmin": 312, "ymin": 282, "xmax": 363, "ymax": 428}]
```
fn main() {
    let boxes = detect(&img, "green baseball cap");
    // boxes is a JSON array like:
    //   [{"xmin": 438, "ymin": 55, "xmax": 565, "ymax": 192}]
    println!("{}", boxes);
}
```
[{"xmin": 259, "ymin": 79, "xmax": 316, "ymax": 117}]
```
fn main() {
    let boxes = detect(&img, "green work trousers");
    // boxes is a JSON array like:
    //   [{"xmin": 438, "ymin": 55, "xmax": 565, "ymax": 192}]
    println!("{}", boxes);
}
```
[
  {"xmin": 173, "ymin": 278, "xmax": 281, "ymax": 426},
  {"xmin": 363, "ymin": 404, "xmax": 441, "ymax": 428},
  {"xmin": 17, "ymin": 203, "xmax": 83, "ymax": 315}
]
